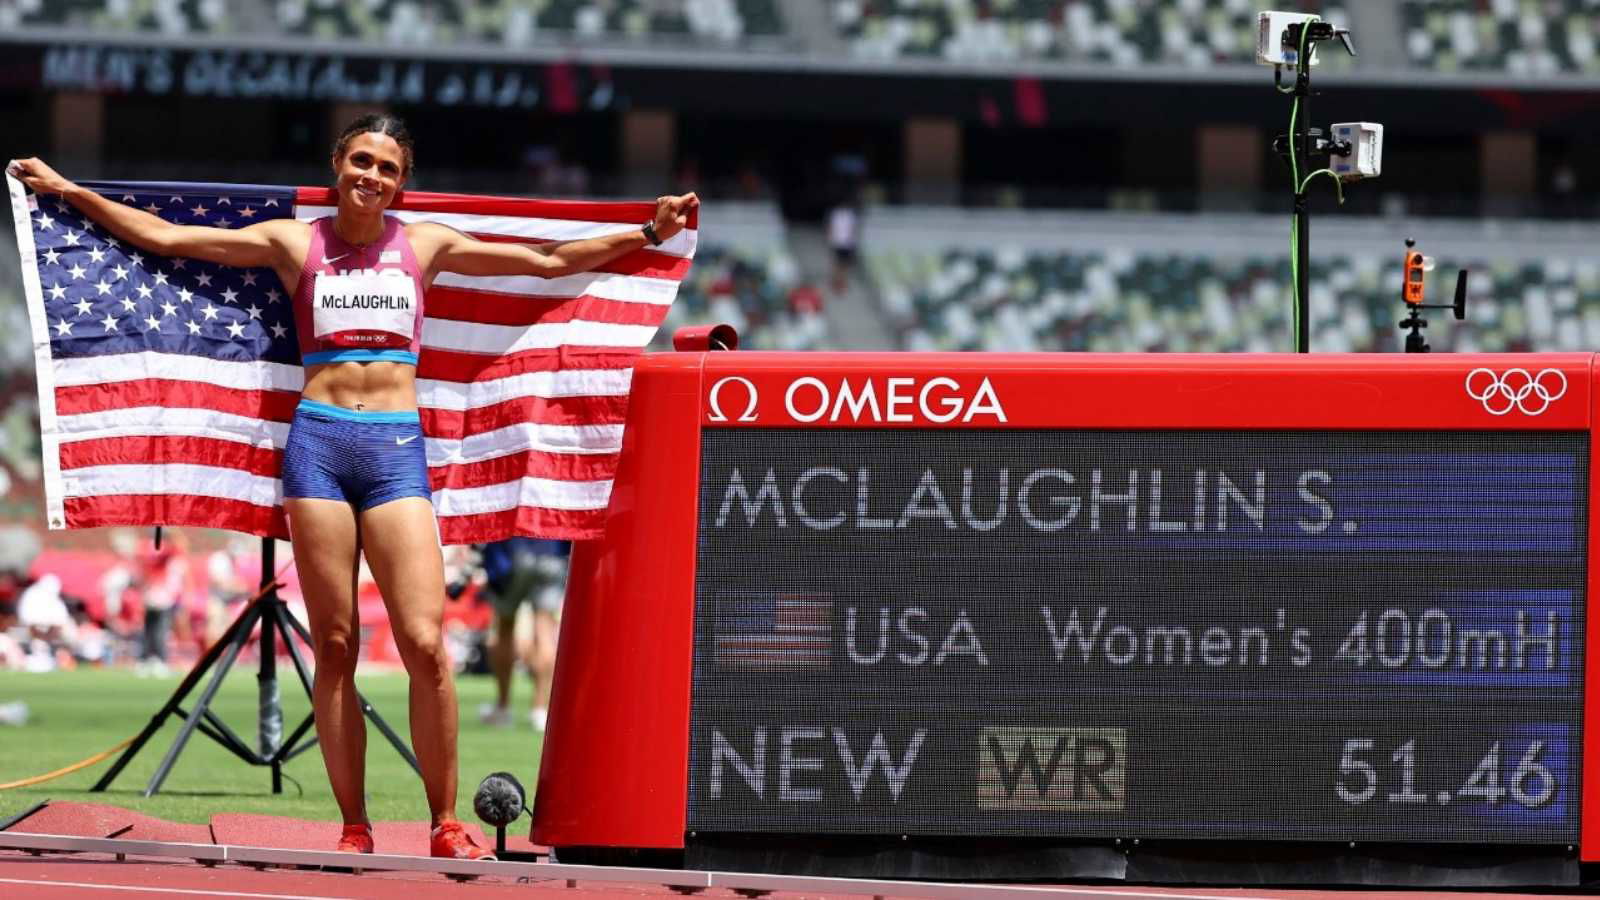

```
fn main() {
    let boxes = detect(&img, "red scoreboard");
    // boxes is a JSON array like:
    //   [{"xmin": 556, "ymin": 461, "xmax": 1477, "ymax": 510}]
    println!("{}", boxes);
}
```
[{"xmin": 532, "ymin": 352, "xmax": 1597, "ymax": 882}]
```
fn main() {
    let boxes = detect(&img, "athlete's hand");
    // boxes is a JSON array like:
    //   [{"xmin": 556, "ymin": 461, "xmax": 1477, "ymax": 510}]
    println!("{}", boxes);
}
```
[
  {"xmin": 650, "ymin": 192, "xmax": 699, "ymax": 243},
  {"xmin": 7, "ymin": 158, "xmax": 75, "ymax": 197}
]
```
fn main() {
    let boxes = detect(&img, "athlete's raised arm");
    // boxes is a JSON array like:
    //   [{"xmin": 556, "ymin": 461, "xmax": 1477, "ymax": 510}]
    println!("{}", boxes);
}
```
[
  {"xmin": 8, "ymin": 157, "xmax": 304, "ymax": 276},
  {"xmin": 410, "ymin": 191, "xmax": 698, "ymax": 282}
]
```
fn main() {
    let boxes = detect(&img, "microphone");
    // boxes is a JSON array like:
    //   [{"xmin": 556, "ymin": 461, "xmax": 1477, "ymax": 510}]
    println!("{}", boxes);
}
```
[{"xmin": 473, "ymin": 771, "xmax": 526, "ymax": 857}]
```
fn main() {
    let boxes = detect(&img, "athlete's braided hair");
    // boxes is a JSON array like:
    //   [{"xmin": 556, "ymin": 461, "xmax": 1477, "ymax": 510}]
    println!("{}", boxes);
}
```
[{"xmin": 332, "ymin": 113, "xmax": 415, "ymax": 176}]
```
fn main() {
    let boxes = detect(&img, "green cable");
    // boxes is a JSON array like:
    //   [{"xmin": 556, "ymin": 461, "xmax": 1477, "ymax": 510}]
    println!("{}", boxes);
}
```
[{"xmin": 1299, "ymin": 168, "xmax": 1346, "ymax": 204}]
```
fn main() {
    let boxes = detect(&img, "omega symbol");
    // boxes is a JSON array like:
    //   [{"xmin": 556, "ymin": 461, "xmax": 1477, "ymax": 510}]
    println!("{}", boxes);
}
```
[{"xmin": 707, "ymin": 376, "xmax": 759, "ymax": 423}]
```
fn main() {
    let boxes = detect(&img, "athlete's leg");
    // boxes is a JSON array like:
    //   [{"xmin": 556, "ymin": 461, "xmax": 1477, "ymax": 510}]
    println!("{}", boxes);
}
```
[
  {"xmin": 359, "ymin": 496, "xmax": 458, "ymax": 824},
  {"xmin": 490, "ymin": 606, "xmax": 517, "ymax": 711},
  {"xmin": 529, "ymin": 608, "xmax": 558, "ymax": 716},
  {"xmin": 285, "ymin": 496, "xmax": 365, "ymax": 825}
]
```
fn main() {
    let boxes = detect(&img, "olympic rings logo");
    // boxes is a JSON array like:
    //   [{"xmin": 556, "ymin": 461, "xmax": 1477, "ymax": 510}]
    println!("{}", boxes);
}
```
[{"xmin": 1464, "ymin": 368, "xmax": 1567, "ymax": 416}]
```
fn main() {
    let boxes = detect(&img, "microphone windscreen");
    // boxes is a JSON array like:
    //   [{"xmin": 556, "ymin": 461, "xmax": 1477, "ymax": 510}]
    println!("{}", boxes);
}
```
[{"xmin": 473, "ymin": 771, "xmax": 526, "ymax": 827}]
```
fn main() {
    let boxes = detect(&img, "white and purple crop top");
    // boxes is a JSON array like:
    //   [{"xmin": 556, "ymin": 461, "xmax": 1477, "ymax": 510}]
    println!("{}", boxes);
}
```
[{"xmin": 292, "ymin": 216, "xmax": 427, "ymax": 366}]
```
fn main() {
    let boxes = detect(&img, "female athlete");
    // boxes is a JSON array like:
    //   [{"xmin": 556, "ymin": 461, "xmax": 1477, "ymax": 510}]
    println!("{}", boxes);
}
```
[{"xmin": 9, "ymin": 115, "xmax": 697, "ymax": 859}]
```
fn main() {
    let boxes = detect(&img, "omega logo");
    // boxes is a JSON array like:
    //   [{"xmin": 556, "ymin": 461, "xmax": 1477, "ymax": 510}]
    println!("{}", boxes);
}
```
[
  {"xmin": 707, "ymin": 375, "xmax": 1007, "ymax": 424},
  {"xmin": 707, "ymin": 376, "xmax": 760, "ymax": 422}
]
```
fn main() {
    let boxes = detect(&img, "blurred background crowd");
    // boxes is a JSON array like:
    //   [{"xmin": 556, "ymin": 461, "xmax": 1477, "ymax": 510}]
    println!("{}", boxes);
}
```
[{"xmin": 2, "ymin": 0, "xmax": 1599, "ymax": 711}]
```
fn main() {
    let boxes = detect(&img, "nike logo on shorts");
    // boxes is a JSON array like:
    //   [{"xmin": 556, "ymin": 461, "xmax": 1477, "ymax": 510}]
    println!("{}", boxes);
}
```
[
  {"xmin": 322, "ymin": 252, "xmax": 351, "ymax": 265},
  {"xmin": 396, "ymin": 434, "xmax": 418, "ymax": 445}
]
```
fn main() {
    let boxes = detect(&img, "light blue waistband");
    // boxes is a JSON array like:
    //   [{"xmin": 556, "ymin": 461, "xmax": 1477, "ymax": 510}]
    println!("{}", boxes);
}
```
[
  {"xmin": 295, "ymin": 398, "xmax": 421, "ymax": 424},
  {"xmin": 303, "ymin": 349, "xmax": 419, "ymax": 366}
]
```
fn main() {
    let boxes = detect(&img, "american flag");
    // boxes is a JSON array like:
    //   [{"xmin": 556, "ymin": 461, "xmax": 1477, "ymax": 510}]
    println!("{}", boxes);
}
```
[
  {"xmin": 713, "ymin": 592, "xmax": 832, "ymax": 670},
  {"xmin": 5, "ymin": 176, "xmax": 695, "ymax": 543}
]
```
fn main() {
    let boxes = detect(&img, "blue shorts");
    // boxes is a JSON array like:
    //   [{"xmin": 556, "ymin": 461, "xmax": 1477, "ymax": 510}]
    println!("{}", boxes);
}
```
[{"xmin": 281, "ymin": 399, "xmax": 431, "ymax": 511}]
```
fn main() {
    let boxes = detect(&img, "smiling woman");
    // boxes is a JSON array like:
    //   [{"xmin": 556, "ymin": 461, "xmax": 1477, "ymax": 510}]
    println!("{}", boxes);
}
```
[{"xmin": 7, "ymin": 114, "xmax": 698, "ymax": 860}]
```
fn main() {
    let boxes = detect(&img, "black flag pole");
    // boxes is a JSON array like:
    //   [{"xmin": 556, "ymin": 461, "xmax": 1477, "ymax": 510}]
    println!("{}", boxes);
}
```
[{"xmin": 93, "ymin": 536, "xmax": 418, "ymax": 796}]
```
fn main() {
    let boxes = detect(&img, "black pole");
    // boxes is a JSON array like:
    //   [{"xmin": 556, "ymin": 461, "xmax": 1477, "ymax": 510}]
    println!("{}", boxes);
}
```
[
  {"xmin": 257, "ymin": 538, "xmax": 283, "ymax": 794},
  {"xmin": 1294, "ymin": 60, "xmax": 1313, "ymax": 353}
]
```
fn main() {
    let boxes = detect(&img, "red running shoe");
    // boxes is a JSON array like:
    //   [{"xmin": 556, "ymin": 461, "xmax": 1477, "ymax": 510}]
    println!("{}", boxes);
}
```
[
  {"xmin": 430, "ymin": 821, "xmax": 495, "ymax": 861},
  {"xmin": 336, "ymin": 823, "xmax": 373, "ymax": 854}
]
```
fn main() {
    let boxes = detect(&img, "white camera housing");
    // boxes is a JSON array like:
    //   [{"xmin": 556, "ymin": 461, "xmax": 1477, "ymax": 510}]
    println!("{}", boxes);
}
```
[
  {"xmin": 1256, "ymin": 11, "xmax": 1321, "ymax": 67},
  {"xmin": 1329, "ymin": 122, "xmax": 1383, "ymax": 181}
]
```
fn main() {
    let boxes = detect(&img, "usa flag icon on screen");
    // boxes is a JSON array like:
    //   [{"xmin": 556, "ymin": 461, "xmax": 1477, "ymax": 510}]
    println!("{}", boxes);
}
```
[{"xmin": 713, "ymin": 592, "xmax": 832, "ymax": 671}]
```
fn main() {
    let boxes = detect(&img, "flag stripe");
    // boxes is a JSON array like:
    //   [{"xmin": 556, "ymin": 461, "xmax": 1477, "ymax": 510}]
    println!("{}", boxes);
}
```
[
  {"xmin": 56, "ymin": 407, "xmax": 290, "ymax": 445},
  {"xmin": 430, "ymin": 270, "xmax": 683, "ymax": 305},
  {"xmin": 420, "ymin": 393, "xmax": 629, "ymax": 436},
  {"xmin": 436, "ymin": 506, "xmax": 603, "ymax": 544},
  {"xmin": 53, "ymin": 351, "xmax": 305, "ymax": 392},
  {"xmin": 427, "ymin": 447, "xmax": 619, "ymax": 491},
  {"xmin": 55, "ymin": 379, "xmax": 300, "ymax": 423},
  {"xmin": 426, "ymin": 287, "xmax": 669, "ymax": 328},
  {"xmin": 66, "ymin": 493, "xmax": 287, "ymax": 537},
  {"xmin": 59, "ymin": 435, "xmax": 283, "ymax": 479},
  {"xmin": 421, "ymin": 318, "xmax": 659, "ymax": 355},
  {"xmin": 462, "ymin": 234, "xmax": 695, "ymax": 280},
  {"xmin": 416, "ymin": 346, "xmax": 643, "ymax": 384}
]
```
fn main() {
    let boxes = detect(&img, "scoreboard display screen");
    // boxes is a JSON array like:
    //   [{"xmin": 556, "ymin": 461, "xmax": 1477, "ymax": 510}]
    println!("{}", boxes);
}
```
[{"xmin": 687, "ymin": 429, "xmax": 1587, "ymax": 844}]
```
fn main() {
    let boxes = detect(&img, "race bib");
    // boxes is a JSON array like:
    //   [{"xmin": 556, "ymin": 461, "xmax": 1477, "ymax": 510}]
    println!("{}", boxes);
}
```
[{"xmin": 312, "ymin": 270, "xmax": 417, "ymax": 348}]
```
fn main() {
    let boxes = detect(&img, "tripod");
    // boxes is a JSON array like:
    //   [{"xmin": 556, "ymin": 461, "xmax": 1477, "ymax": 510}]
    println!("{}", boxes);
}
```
[{"xmin": 92, "ymin": 538, "xmax": 419, "ymax": 797}]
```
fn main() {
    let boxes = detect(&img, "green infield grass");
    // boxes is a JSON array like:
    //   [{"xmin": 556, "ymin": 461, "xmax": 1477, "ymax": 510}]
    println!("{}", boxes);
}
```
[{"xmin": 0, "ymin": 666, "xmax": 541, "ymax": 825}]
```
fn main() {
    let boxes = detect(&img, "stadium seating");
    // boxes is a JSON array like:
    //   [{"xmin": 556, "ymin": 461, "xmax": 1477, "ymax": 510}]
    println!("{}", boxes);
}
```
[
  {"xmin": 867, "ymin": 244, "xmax": 1600, "ymax": 353},
  {"xmin": 11, "ymin": 0, "xmax": 225, "ymax": 34},
  {"xmin": 834, "ymin": 0, "xmax": 1348, "ymax": 68},
  {"xmin": 655, "ymin": 242, "xmax": 832, "ymax": 351},
  {"xmin": 11, "ymin": 0, "xmax": 784, "ymax": 43},
  {"xmin": 1399, "ymin": 0, "xmax": 1600, "ymax": 75}
]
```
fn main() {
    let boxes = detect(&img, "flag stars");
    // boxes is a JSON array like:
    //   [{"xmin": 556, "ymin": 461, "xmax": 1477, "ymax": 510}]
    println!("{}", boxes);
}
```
[
  {"xmin": 128, "ymin": 253, "xmax": 144, "ymax": 269},
  {"xmin": 105, "ymin": 237, "xmax": 119, "ymax": 249},
  {"xmin": 214, "ymin": 218, "xmax": 230, "ymax": 228},
  {"xmin": 35, "ymin": 213, "xmax": 54, "ymax": 231},
  {"xmin": 269, "ymin": 322, "xmax": 288, "ymax": 339},
  {"xmin": 152, "ymin": 271, "xmax": 169, "ymax": 286},
  {"xmin": 241, "ymin": 271, "xmax": 257, "ymax": 286},
  {"xmin": 42, "ymin": 248, "xmax": 60, "ymax": 266},
  {"xmin": 121, "ymin": 194, "xmax": 136, "ymax": 203},
  {"xmin": 143, "ymin": 203, "xmax": 162, "ymax": 215},
  {"xmin": 66, "ymin": 263, "xmax": 87, "ymax": 280},
  {"xmin": 190, "ymin": 203, "xmax": 210, "ymax": 218},
  {"xmin": 135, "ymin": 283, "xmax": 155, "ymax": 300},
  {"xmin": 160, "ymin": 300, "xmax": 178, "ymax": 317},
  {"xmin": 111, "ymin": 264, "xmax": 128, "ymax": 281},
  {"xmin": 225, "ymin": 320, "xmax": 246, "ymax": 338},
  {"xmin": 185, "ymin": 319, "xmax": 202, "ymax": 335},
  {"xmin": 195, "ymin": 272, "xmax": 212, "ymax": 287},
  {"xmin": 73, "ymin": 297, "xmax": 93, "ymax": 317},
  {"xmin": 100, "ymin": 313, "xmax": 119, "ymax": 332},
  {"xmin": 264, "ymin": 199, "xmax": 279, "ymax": 207},
  {"xmin": 171, "ymin": 258, "xmax": 187, "ymax": 270},
  {"xmin": 46, "ymin": 283, "xmax": 67, "ymax": 302},
  {"xmin": 245, "ymin": 303, "xmax": 262, "ymax": 320},
  {"xmin": 221, "ymin": 287, "xmax": 238, "ymax": 304},
  {"xmin": 62, "ymin": 230, "xmax": 80, "ymax": 246},
  {"xmin": 87, "ymin": 246, "xmax": 106, "ymax": 264},
  {"xmin": 239, "ymin": 206, "xmax": 257, "ymax": 218},
  {"xmin": 176, "ymin": 287, "xmax": 194, "ymax": 303},
  {"xmin": 94, "ymin": 279, "xmax": 114, "ymax": 297},
  {"xmin": 54, "ymin": 318, "xmax": 72, "ymax": 336},
  {"xmin": 200, "ymin": 303, "xmax": 219, "ymax": 320},
  {"xmin": 144, "ymin": 314, "xmax": 163, "ymax": 332},
  {"xmin": 120, "ymin": 297, "xmax": 138, "ymax": 312},
  {"xmin": 265, "ymin": 288, "xmax": 282, "ymax": 304}
]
